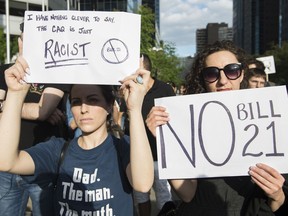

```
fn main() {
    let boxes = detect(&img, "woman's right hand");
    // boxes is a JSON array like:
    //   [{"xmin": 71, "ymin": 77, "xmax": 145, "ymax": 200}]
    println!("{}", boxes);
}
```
[
  {"xmin": 145, "ymin": 106, "xmax": 170, "ymax": 137},
  {"xmin": 5, "ymin": 38, "xmax": 30, "ymax": 93}
]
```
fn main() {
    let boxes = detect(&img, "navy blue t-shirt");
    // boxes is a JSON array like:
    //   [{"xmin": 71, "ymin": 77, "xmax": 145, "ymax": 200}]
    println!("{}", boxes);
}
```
[{"xmin": 25, "ymin": 134, "xmax": 133, "ymax": 215}]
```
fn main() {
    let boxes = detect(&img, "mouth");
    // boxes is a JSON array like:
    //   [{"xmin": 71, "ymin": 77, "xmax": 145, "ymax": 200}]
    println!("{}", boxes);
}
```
[
  {"xmin": 217, "ymin": 88, "xmax": 232, "ymax": 92},
  {"xmin": 80, "ymin": 118, "xmax": 93, "ymax": 123}
]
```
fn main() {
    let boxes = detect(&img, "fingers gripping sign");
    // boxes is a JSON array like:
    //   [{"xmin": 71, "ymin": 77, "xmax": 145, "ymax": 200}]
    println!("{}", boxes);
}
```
[{"xmin": 120, "ymin": 56, "xmax": 150, "ymax": 112}]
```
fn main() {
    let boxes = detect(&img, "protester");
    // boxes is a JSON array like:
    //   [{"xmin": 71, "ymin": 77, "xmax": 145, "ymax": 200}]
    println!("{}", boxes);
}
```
[
  {"xmin": 134, "ymin": 53, "xmax": 176, "ymax": 216},
  {"xmin": 178, "ymin": 83, "xmax": 186, "ymax": 95},
  {"xmin": 145, "ymin": 40, "xmax": 288, "ymax": 215},
  {"xmin": 241, "ymin": 57, "xmax": 267, "ymax": 88},
  {"xmin": 244, "ymin": 67, "xmax": 267, "ymax": 88},
  {"xmin": 0, "ymin": 44, "xmax": 154, "ymax": 215},
  {"xmin": 0, "ymin": 24, "xmax": 70, "ymax": 216},
  {"xmin": 167, "ymin": 81, "xmax": 177, "ymax": 95}
]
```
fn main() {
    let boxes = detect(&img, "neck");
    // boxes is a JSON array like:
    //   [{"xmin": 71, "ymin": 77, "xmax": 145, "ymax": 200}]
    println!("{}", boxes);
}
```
[{"xmin": 79, "ymin": 130, "xmax": 108, "ymax": 150}]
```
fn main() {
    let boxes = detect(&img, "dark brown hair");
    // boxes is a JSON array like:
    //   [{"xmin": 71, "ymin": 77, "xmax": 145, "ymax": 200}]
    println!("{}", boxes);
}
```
[{"xmin": 185, "ymin": 40, "xmax": 249, "ymax": 94}]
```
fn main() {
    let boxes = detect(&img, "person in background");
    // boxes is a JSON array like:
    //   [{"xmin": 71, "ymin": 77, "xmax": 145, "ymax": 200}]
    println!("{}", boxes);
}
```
[
  {"xmin": 244, "ymin": 67, "xmax": 267, "ymax": 88},
  {"xmin": 0, "ymin": 51, "xmax": 154, "ymax": 215},
  {"xmin": 241, "ymin": 57, "xmax": 267, "ymax": 88},
  {"xmin": 247, "ymin": 57, "xmax": 266, "ymax": 71},
  {"xmin": 167, "ymin": 81, "xmax": 178, "ymax": 95},
  {"xmin": 66, "ymin": 97, "xmax": 82, "ymax": 138},
  {"xmin": 145, "ymin": 40, "xmax": 288, "ymax": 215},
  {"xmin": 0, "ymin": 23, "xmax": 70, "ymax": 216},
  {"xmin": 179, "ymin": 83, "xmax": 186, "ymax": 95},
  {"xmin": 134, "ymin": 53, "xmax": 176, "ymax": 216}
]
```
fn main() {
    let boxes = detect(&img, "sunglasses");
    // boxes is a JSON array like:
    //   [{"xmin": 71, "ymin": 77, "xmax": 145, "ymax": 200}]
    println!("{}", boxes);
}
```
[{"xmin": 202, "ymin": 63, "xmax": 242, "ymax": 83}]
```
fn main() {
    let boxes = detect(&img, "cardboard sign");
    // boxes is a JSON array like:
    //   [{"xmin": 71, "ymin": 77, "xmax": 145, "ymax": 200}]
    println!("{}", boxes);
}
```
[
  {"xmin": 155, "ymin": 86, "xmax": 288, "ymax": 179},
  {"xmin": 257, "ymin": 56, "xmax": 276, "ymax": 74},
  {"xmin": 23, "ymin": 11, "xmax": 141, "ymax": 84}
]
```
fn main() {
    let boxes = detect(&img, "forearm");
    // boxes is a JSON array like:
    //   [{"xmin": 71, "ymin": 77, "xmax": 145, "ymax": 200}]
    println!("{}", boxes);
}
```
[
  {"xmin": 129, "ymin": 109, "xmax": 153, "ymax": 192},
  {"xmin": 169, "ymin": 179, "xmax": 197, "ymax": 203},
  {"xmin": 0, "ymin": 90, "xmax": 25, "ymax": 171},
  {"xmin": 21, "ymin": 102, "xmax": 41, "ymax": 120},
  {"xmin": 21, "ymin": 88, "xmax": 64, "ymax": 121}
]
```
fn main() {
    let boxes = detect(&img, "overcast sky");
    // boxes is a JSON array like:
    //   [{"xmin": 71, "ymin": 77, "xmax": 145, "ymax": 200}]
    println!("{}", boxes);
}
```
[{"xmin": 160, "ymin": 0, "xmax": 233, "ymax": 57}]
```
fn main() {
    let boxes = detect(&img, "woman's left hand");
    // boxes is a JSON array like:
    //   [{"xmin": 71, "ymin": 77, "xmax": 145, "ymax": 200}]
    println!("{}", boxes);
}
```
[
  {"xmin": 249, "ymin": 163, "xmax": 285, "ymax": 210},
  {"xmin": 120, "ymin": 57, "xmax": 150, "ymax": 112}
]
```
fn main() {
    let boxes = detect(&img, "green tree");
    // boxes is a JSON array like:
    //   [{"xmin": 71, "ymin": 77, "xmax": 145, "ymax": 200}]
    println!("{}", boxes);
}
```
[
  {"xmin": 148, "ymin": 42, "xmax": 183, "ymax": 84},
  {"xmin": 137, "ymin": 5, "xmax": 156, "ymax": 53},
  {"xmin": 137, "ymin": 5, "xmax": 183, "ymax": 85},
  {"xmin": 0, "ymin": 28, "xmax": 7, "ymax": 64},
  {"xmin": 0, "ymin": 28, "xmax": 19, "ymax": 64},
  {"xmin": 264, "ymin": 42, "xmax": 288, "ymax": 85}
]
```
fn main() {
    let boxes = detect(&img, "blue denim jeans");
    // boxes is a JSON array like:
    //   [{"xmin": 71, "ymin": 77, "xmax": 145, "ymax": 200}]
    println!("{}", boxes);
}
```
[{"xmin": 0, "ymin": 172, "xmax": 54, "ymax": 216}]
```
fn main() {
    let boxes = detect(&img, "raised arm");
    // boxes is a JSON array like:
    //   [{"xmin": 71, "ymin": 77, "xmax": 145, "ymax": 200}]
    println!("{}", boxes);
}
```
[
  {"xmin": 0, "ymin": 52, "xmax": 35, "ymax": 175},
  {"xmin": 120, "ymin": 63, "xmax": 153, "ymax": 193}
]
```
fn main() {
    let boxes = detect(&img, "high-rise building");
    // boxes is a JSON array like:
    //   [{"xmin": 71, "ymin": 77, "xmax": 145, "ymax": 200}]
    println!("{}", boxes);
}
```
[
  {"xmin": 196, "ymin": 23, "xmax": 233, "ymax": 53},
  {"xmin": 0, "ymin": 0, "xmax": 77, "ymax": 35},
  {"xmin": 281, "ymin": 0, "xmax": 288, "ymax": 43},
  {"xmin": 78, "ymin": 0, "xmax": 160, "ymax": 45},
  {"xmin": 79, "ymin": 0, "xmax": 140, "ymax": 13},
  {"xmin": 196, "ymin": 28, "xmax": 206, "ymax": 54},
  {"xmin": 141, "ymin": 0, "xmax": 160, "ymax": 46},
  {"xmin": 233, "ymin": 0, "xmax": 280, "ymax": 55}
]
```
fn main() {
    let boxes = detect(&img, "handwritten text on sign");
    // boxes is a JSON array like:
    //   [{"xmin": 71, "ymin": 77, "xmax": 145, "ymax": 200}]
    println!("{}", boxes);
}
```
[
  {"xmin": 155, "ymin": 86, "xmax": 288, "ymax": 179},
  {"xmin": 23, "ymin": 11, "xmax": 141, "ymax": 84}
]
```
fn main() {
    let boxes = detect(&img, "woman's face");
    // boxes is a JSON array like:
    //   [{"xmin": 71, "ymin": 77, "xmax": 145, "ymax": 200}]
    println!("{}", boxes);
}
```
[
  {"xmin": 70, "ymin": 85, "xmax": 110, "ymax": 134},
  {"xmin": 203, "ymin": 51, "xmax": 244, "ymax": 92}
]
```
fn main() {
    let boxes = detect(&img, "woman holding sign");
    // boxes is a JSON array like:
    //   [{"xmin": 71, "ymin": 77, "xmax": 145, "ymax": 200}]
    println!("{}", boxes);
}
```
[
  {"xmin": 0, "ymin": 48, "xmax": 153, "ymax": 215},
  {"xmin": 146, "ymin": 40, "xmax": 288, "ymax": 215}
]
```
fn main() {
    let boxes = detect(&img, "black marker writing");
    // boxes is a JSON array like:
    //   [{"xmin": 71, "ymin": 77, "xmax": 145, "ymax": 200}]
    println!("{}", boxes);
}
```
[{"xmin": 44, "ymin": 39, "xmax": 91, "ymax": 68}]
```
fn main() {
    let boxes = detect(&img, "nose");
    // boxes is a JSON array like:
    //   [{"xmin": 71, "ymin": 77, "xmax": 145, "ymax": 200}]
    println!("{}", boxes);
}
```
[
  {"xmin": 80, "ymin": 103, "xmax": 88, "ymax": 113},
  {"xmin": 217, "ymin": 70, "xmax": 229, "ymax": 85}
]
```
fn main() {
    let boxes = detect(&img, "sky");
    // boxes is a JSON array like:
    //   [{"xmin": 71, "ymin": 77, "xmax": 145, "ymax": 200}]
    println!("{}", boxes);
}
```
[{"xmin": 160, "ymin": 0, "xmax": 233, "ymax": 57}]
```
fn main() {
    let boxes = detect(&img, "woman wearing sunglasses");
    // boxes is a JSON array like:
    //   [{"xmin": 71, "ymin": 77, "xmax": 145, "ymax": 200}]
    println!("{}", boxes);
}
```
[{"xmin": 145, "ymin": 40, "xmax": 288, "ymax": 215}]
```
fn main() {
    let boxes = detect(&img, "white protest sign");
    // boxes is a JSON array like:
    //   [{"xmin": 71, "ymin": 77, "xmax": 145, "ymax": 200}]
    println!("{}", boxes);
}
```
[
  {"xmin": 155, "ymin": 86, "xmax": 288, "ymax": 179},
  {"xmin": 23, "ymin": 11, "xmax": 141, "ymax": 84},
  {"xmin": 257, "ymin": 55, "xmax": 276, "ymax": 74}
]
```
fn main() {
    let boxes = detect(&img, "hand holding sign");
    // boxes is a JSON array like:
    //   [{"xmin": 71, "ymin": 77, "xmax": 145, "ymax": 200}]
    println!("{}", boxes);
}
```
[{"xmin": 155, "ymin": 86, "xmax": 288, "ymax": 179}]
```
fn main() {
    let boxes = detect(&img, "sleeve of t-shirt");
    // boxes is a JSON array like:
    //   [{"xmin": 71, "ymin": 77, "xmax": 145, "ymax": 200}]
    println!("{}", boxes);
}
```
[{"xmin": 24, "ymin": 136, "xmax": 66, "ymax": 177}]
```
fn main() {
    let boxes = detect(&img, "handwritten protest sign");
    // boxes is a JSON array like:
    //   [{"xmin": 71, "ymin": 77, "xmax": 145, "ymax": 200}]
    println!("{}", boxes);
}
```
[
  {"xmin": 257, "ymin": 55, "xmax": 276, "ymax": 74},
  {"xmin": 155, "ymin": 86, "xmax": 288, "ymax": 179},
  {"xmin": 22, "ymin": 11, "xmax": 141, "ymax": 84}
]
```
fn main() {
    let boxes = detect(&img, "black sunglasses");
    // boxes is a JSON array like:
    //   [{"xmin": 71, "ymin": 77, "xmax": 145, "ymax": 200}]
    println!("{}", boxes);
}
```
[{"xmin": 202, "ymin": 63, "xmax": 243, "ymax": 83}]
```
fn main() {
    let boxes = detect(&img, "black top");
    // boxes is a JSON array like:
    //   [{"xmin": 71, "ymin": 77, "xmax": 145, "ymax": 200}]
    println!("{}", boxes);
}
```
[{"xmin": 141, "ymin": 79, "xmax": 175, "ymax": 161}]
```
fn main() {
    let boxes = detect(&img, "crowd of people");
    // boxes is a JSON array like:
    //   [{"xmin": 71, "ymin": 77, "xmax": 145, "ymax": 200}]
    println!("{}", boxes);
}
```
[{"xmin": 0, "ymin": 20, "xmax": 287, "ymax": 216}]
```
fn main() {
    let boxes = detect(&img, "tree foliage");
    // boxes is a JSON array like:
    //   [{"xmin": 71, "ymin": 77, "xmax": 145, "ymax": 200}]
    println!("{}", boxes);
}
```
[
  {"xmin": 137, "ymin": 5, "xmax": 183, "ymax": 85},
  {"xmin": 0, "ymin": 28, "xmax": 19, "ymax": 64},
  {"xmin": 0, "ymin": 28, "xmax": 7, "ymax": 64}
]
